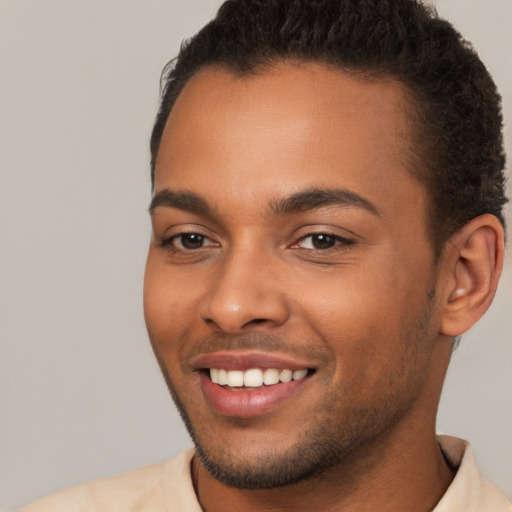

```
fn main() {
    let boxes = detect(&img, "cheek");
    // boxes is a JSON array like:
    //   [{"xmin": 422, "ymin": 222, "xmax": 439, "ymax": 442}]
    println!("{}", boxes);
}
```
[
  {"xmin": 293, "ymin": 260, "xmax": 430, "ymax": 378},
  {"xmin": 144, "ymin": 257, "xmax": 184, "ymax": 345},
  {"xmin": 294, "ymin": 263, "xmax": 399, "ymax": 338},
  {"xmin": 143, "ymin": 253, "xmax": 211, "ymax": 368}
]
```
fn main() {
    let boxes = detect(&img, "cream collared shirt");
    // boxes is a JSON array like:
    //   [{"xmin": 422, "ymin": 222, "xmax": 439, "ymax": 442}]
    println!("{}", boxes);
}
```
[{"xmin": 18, "ymin": 436, "xmax": 511, "ymax": 511}]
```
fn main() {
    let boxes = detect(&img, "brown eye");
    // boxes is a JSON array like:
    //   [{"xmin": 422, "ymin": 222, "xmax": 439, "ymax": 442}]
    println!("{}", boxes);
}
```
[
  {"xmin": 176, "ymin": 233, "xmax": 206, "ymax": 250},
  {"xmin": 296, "ymin": 233, "xmax": 339, "ymax": 250},
  {"xmin": 159, "ymin": 230, "xmax": 220, "ymax": 254},
  {"xmin": 310, "ymin": 234, "xmax": 336, "ymax": 249},
  {"xmin": 291, "ymin": 232, "xmax": 354, "ymax": 252}
]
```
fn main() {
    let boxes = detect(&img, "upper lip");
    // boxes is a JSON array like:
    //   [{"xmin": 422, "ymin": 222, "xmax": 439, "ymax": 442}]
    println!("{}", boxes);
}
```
[{"xmin": 190, "ymin": 351, "xmax": 318, "ymax": 372}]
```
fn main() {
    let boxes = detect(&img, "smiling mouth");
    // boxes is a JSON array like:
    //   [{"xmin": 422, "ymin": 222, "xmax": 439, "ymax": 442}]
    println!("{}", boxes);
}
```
[
  {"xmin": 197, "ymin": 362, "xmax": 316, "ymax": 416},
  {"xmin": 208, "ymin": 368, "xmax": 313, "ymax": 389}
]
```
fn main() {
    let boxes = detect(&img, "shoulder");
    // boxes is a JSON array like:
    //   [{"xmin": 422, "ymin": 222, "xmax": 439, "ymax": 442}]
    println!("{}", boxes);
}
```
[{"xmin": 16, "ymin": 449, "xmax": 197, "ymax": 512}]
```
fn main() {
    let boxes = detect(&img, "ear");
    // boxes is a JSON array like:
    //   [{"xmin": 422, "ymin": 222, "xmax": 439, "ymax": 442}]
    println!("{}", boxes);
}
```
[{"xmin": 439, "ymin": 214, "xmax": 504, "ymax": 337}]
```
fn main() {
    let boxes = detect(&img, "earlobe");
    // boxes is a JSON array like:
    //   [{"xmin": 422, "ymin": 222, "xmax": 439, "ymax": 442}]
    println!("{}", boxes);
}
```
[{"xmin": 440, "ymin": 214, "xmax": 504, "ymax": 337}]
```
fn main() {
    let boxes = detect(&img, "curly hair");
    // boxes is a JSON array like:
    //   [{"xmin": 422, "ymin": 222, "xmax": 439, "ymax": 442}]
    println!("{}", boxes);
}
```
[{"xmin": 150, "ymin": 0, "xmax": 507, "ymax": 255}]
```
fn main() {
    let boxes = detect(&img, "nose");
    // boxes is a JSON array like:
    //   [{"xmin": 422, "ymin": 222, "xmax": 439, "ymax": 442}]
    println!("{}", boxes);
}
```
[{"xmin": 199, "ymin": 249, "xmax": 289, "ymax": 334}]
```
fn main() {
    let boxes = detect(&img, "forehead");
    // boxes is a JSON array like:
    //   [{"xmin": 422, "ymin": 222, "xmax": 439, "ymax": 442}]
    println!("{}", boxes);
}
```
[{"xmin": 154, "ymin": 63, "xmax": 425, "ymax": 225}]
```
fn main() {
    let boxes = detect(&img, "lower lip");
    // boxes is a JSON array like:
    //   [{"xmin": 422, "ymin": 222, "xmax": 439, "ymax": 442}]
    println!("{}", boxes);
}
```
[{"xmin": 199, "ymin": 372, "xmax": 309, "ymax": 417}]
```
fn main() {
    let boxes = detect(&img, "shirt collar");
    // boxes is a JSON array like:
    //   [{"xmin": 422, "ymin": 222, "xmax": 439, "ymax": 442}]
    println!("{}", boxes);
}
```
[{"xmin": 433, "ymin": 435, "xmax": 511, "ymax": 512}]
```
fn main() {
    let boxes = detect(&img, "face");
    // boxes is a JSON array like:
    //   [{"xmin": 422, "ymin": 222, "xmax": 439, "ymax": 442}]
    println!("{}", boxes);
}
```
[{"xmin": 144, "ymin": 63, "xmax": 443, "ymax": 489}]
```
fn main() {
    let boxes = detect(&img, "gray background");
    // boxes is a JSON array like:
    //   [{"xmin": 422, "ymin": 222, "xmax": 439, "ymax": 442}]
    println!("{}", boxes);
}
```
[{"xmin": 1, "ymin": 0, "xmax": 510, "ymax": 510}]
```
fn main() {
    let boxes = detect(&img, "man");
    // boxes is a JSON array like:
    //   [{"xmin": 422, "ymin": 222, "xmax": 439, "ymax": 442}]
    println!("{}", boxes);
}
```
[{"xmin": 19, "ymin": 0, "xmax": 510, "ymax": 510}]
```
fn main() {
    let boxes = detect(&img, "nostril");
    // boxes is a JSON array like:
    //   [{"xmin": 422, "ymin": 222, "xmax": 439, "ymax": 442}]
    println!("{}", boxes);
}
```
[{"xmin": 244, "ymin": 318, "xmax": 268, "ymax": 327}]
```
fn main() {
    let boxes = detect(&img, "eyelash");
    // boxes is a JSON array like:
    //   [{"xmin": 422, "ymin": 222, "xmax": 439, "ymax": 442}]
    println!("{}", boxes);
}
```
[
  {"xmin": 291, "ymin": 233, "xmax": 355, "ymax": 252},
  {"xmin": 159, "ymin": 231, "xmax": 354, "ymax": 253},
  {"xmin": 159, "ymin": 231, "xmax": 215, "ymax": 252}
]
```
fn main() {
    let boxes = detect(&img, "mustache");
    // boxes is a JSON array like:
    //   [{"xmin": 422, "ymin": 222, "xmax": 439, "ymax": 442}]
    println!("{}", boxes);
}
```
[{"xmin": 182, "ymin": 332, "xmax": 329, "ymax": 365}]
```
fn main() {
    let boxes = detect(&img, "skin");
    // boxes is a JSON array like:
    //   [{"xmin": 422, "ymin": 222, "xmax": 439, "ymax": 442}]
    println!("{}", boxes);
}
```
[{"xmin": 144, "ymin": 63, "xmax": 503, "ymax": 511}]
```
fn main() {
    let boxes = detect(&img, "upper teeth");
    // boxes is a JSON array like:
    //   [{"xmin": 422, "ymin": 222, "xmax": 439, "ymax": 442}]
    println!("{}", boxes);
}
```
[{"xmin": 210, "ymin": 368, "xmax": 308, "ymax": 387}]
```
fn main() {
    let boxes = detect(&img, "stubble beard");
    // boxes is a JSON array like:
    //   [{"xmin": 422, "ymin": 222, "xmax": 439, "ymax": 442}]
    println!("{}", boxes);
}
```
[
  {"xmin": 172, "ymin": 385, "xmax": 412, "ymax": 490},
  {"xmin": 152, "ymin": 290, "xmax": 437, "ymax": 490}
]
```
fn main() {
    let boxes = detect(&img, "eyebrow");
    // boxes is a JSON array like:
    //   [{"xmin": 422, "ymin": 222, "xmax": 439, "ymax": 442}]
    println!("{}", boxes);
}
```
[
  {"xmin": 148, "ymin": 187, "xmax": 380, "ymax": 218},
  {"xmin": 149, "ymin": 189, "xmax": 214, "ymax": 216},
  {"xmin": 268, "ymin": 188, "xmax": 380, "ymax": 217}
]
